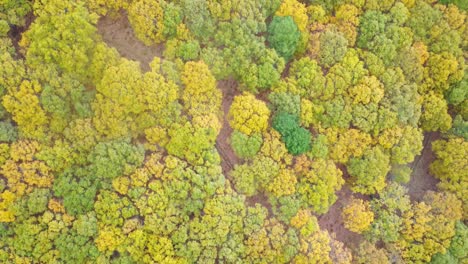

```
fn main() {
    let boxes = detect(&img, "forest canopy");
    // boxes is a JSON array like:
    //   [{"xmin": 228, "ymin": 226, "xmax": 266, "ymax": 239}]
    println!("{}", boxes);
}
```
[{"xmin": 0, "ymin": 0, "xmax": 467, "ymax": 263}]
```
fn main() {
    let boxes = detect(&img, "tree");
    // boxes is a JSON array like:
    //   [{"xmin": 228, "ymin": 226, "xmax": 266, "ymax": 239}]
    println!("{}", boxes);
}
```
[
  {"xmin": 2, "ymin": 80, "xmax": 48, "ymax": 140},
  {"xmin": 88, "ymin": 140, "xmax": 145, "ymax": 180},
  {"xmin": 181, "ymin": 61, "xmax": 221, "ymax": 120},
  {"xmin": 326, "ymin": 128, "xmax": 372, "ymax": 164},
  {"xmin": 228, "ymin": 93, "xmax": 270, "ymax": 135},
  {"xmin": 342, "ymin": 198, "xmax": 374, "ymax": 233},
  {"xmin": 295, "ymin": 157, "xmax": 344, "ymax": 214},
  {"xmin": 272, "ymin": 112, "xmax": 311, "ymax": 155},
  {"xmin": 390, "ymin": 126, "xmax": 423, "ymax": 165},
  {"xmin": 230, "ymin": 156, "xmax": 279, "ymax": 196},
  {"xmin": 267, "ymin": 16, "xmax": 300, "ymax": 61},
  {"xmin": 354, "ymin": 241, "xmax": 389, "ymax": 264},
  {"xmin": 430, "ymin": 138, "xmax": 467, "ymax": 214},
  {"xmin": 348, "ymin": 146, "xmax": 390, "ymax": 195},
  {"xmin": 128, "ymin": 0, "xmax": 165, "ymax": 45},
  {"xmin": 268, "ymin": 92, "xmax": 301, "ymax": 117},
  {"xmin": 319, "ymin": 30, "xmax": 348, "ymax": 68},
  {"xmin": 0, "ymin": 0, "xmax": 31, "ymax": 26},
  {"xmin": 230, "ymin": 130, "xmax": 263, "ymax": 159},
  {"xmin": 53, "ymin": 167, "xmax": 99, "ymax": 216},
  {"xmin": 398, "ymin": 192, "xmax": 463, "ymax": 263},
  {"xmin": 166, "ymin": 122, "xmax": 217, "ymax": 165},
  {"xmin": 420, "ymin": 91, "xmax": 452, "ymax": 132},
  {"xmin": 21, "ymin": 2, "xmax": 98, "ymax": 81},
  {"xmin": 366, "ymin": 182, "xmax": 411, "ymax": 243}
]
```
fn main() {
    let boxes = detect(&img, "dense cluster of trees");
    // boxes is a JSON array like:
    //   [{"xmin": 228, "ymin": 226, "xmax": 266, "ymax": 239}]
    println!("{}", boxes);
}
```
[{"xmin": 0, "ymin": 0, "xmax": 466, "ymax": 263}]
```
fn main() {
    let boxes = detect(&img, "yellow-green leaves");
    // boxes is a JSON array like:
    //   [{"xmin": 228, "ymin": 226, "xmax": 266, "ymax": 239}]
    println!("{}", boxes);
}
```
[{"xmin": 228, "ymin": 93, "xmax": 270, "ymax": 135}]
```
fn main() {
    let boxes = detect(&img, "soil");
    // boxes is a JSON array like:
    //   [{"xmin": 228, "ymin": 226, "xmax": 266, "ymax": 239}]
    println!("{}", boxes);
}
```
[
  {"xmin": 318, "ymin": 186, "xmax": 364, "ymax": 250},
  {"xmin": 215, "ymin": 79, "xmax": 241, "ymax": 176},
  {"xmin": 97, "ymin": 12, "xmax": 164, "ymax": 72},
  {"xmin": 406, "ymin": 132, "xmax": 441, "ymax": 201},
  {"xmin": 8, "ymin": 12, "xmax": 35, "ymax": 59}
]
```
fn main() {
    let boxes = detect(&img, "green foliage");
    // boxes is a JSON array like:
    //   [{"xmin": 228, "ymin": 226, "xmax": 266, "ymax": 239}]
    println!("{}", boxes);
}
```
[
  {"xmin": 53, "ymin": 168, "xmax": 99, "ymax": 216},
  {"xmin": 267, "ymin": 16, "xmax": 300, "ymax": 61},
  {"xmin": 295, "ymin": 157, "xmax": 344, "ymax": 214},
  {"xmin": 268, "ymin": 92, "xmax": 301, "ymax": 117},
  {"xmin": 88, "ymin": 140, "xmax": 145, "ymax": 179},
  {"xmin": 2, "ymin": 0, "xmax": 467, "ymax": 262},
  {"xmin": 272, "ymin": 112, "xmax": 311, "ymax": 155},
  {"xmin": 0, "ymin": 121, "xmax": 17, "ymax": 142},
  {"xmin": 230, "ymin": 130, "xmax": 263, "ymax": 159},
  {"xmin": 22, "ymin": 2, "xmax": 98, "ymax": 80},
  {"xmin": 230, "ymin": 156, "xmax": 279, "ymax": 196},
  {"xmin": 348, "ymin": 146, "xmax": 390, "ymax": 195},
  {"xmin": 319, "ymin": 30, "xmax": 348, "ymax": 68}
]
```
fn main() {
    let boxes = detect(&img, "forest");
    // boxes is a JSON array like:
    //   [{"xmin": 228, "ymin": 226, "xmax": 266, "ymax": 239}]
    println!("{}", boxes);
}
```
[{"xmin": 0, "ymin": 0, "xmax": 467, "ymax": 263}]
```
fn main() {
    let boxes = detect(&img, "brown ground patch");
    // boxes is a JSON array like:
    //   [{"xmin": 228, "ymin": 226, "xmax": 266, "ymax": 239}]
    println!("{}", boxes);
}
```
[
  {"xmin": 97, "ymin": 12, "xmax": 164, "ymax": 72},
  {"xmin": 8, "ymin": 12, "xmax": 35, "ymax": 59},
  {"xmin": 215, "ymin": 79, "xmax": 241, "ymax": 176},
  {"xmin": 318, "ymin": 185, "xmax": 364, "ymax": 250},
  {"xmin": 406, "ymin": 132, "xmax": 441, "ymax": 201}
]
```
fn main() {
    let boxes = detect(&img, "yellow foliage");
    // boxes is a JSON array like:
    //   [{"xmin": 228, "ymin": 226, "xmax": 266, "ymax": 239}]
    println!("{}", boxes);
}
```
[
  {"xmin": 296, "ymin": 229, "xmax": 332, "ymax": 263},
  {"xmin": 0, "ymin": 143, "xmax": 10, "ymax": 165},
  {"xmin": 2, "ymin": 80, "xmax": 48, "ymax": 139},
  {"xmin": 267, "ymin": 168, "xmax": 297, "ymax": 197},
  {"xmin": 334, "ymin": 4, "xmax": 360, "ymax": 45},
  {"xmin": 290, "ymin": 209, "xmax": 317, "ymax": 230},
  {"xmin": 348, "ymin": 76, "xmax": 384, "ymax": 105},
  {"xmin": 228, "ymin": 93, "xmax": 270, "ymax": 135},
  {"xmin": 10, "ymin": 140, "xmax": 41, "ymax": 162},
  {"xmin": 342, "ymin": 197, "xmax": 374, "ymax": 233},
  {"xmin": 326, "ymin": 128, "xmax": 372, "ymax": 163},
  {"xmin": 413, "ymin": 42, "xmax": 429, "ymax": 65},
  {"xmin": 0, "ymin": 190, "xmax": 16, "ymax": 222},
  {"xmin": 181, "ymin": 61, "xmax": 221, "ymax": 120},
  {"xmin": 1, "ymin": 140, "xmax": 53, "ymax": 197},
  {"xmin": 112, "ymin": 176, "xmax": 130, "ymax": 195},
  {"xmin": 85, "ymin": 0, "xmax": 130, "ymax": 15},
  {"xmin": 95, "ymin": 226, "xmax": 125, "ymax": 253},
  {"xmin": 378, "ymin": 127, "xmax": 403, "ymax": 149},
  {"xmin": 260, "ymin": 130, "xmax": 293, "ymax": 166},
  {"xmin": 128, "ymin": 0, "xmax": 165, "ymax": 45},
  {"xmin": 145, "ymin": 126, "xmax": 169, "ymax": 147},
  {"xmin": 276, "ymin": 0, "xmax": 308, "ymax": 32},
  {"xmin": 300, "ymin": 98, "xmax": 324, "ymax": 128},
  {"xmin": 47, "ymin": 198, "xmax": 65, "ymax": 213}
]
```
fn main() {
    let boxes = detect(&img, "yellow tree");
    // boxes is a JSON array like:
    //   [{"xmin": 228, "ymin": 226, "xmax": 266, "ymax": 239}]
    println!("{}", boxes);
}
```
[
  {"xmin": 228, "ymin": 93, "xmax": 270, "ymax": 135},
  {"xmin": 181, "ymin": 61, "xmax": 221, "ymax": 122},
  {"xmin": 342, "ymin": 197, "xmax": 374, "ymax": 233},
  {"xmin": 2, "ymin": 80, "xmax": 48, "ymax": 140},
  {"xmin": 128, "ymin": 0, "xmax": 165, "ymax": 45},
  {"xmin": 430, "ymin": 138, "xmax": 467, "ymax": 216}
]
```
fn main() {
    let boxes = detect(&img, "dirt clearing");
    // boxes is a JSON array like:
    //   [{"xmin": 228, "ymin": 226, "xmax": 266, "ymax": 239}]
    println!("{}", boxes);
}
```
[
  {"xmin": 318, "ymin": 186, "xmax": 364, "ymax": 250},
  {"xmin": 215, "ymin": 79, "xmax": 241, "ymax": 176},
  {"xmin": 407, "ymin": 132, "xmax": 440, "ymax": 201},
  {"xmin": 97, "ymin": 12, "xmax": 164, "ymax": 72}
]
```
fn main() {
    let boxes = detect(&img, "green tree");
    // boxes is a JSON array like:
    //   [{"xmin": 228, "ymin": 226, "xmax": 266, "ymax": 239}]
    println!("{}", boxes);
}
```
[
  {"xmin": 267, "ymin": 16, "xmax": 300, "ymax": 61},
  {"xmin": 348, "ymin": 146, "xmax": 390, "ymax": 195},
  {"xmin": 272, "ymin": 112, "xmax": 311, "ymax": 155},
  {"xmin": 230, "ymin": 130, "xmax": 263, "ymax": 159},
  {"xmin": 319, "ymin": 30, "xmax": 348, "ymax": 68}
]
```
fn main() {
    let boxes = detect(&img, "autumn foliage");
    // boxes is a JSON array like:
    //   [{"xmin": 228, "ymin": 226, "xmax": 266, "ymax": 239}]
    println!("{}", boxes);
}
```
[{"xmin": 0, "ymin": 0, "xmax": 466, "ymax": 263}]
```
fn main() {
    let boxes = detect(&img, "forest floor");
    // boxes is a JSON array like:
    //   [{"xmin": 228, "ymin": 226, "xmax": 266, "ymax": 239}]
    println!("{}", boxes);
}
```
[
  {"xmin": 216, "ymin": 79, "xmax": 240, "ymax": 176},
  {"xmin": 98, "ymin": 13, "xmax": 441, "ymax": 249},
  {"xmin": 406, "ymin": 132, "xmax": 440, "ymax": 201},
  {"xmin": 97, "ymin": 13, "xmax": 164, "ymax": 72}
]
